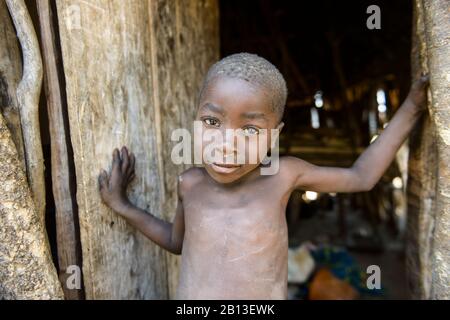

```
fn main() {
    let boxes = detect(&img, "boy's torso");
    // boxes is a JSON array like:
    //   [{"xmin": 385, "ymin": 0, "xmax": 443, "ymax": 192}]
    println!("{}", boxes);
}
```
[{"xmin": 176, "ymin": 165, "xmax": 292, "ymax": 299}]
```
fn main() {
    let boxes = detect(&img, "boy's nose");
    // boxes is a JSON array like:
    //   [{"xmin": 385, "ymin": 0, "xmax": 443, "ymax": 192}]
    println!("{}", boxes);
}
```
[
  {"xmin": 221, "ymin": 136, "xmax": 236, "ymax": 155},
  {"xmin": 217, "ymin": 129, "xmax": 238, "ymax": 160},
  {"xmin": 222, "ymin": 145, "xmax": 236, "ymax": 162}
]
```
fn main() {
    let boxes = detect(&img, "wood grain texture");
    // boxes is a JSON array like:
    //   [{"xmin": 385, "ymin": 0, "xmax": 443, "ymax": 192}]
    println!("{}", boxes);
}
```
[
  {"xmin": 37, "ymin": 0, "xmax": 83, "ymax": 300},
  {"xmin": 56, "ymin": 0, "xmax": 218, "ymax": 299},
  {"xmin": 422, "ymin": 0, "xmax": 450, "ymax": 300},
  {"xmin": 407, "ymin": 0, "xmax": 450, "ymax": 299},
  {"xmin": 406, "ymin": 0, "xmax": 436, "ymax": 299}
]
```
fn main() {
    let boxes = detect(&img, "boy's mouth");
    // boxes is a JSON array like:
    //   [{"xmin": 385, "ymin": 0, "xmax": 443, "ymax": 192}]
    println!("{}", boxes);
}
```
[{"xmin": 210, "ymin": 162, "xmax": 242, "ymax": 174}]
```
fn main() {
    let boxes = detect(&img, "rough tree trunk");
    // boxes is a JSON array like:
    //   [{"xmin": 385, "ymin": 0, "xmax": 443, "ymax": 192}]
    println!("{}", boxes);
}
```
[
  {"xmin": 407, "ymin": 0, "xmax": 450, "ymax": 300},
  {"xmin": 422, "ymin": 0, "xmax": 450, "ymax": 300},
  {"xmin": 406, "ymin": 0, "xmax": 437, "ymax": 300},
  {"xmin": 0, "ymin": 0, "xmax": 25, "ymax": 169},
  {"xmin": 0, "ymin": 112, "xmax": 63, "ymax": 299},
  {"xmin": 0, "ymin": 0, "xmax": 62, "ymax": 300},
  {"xmin": 55, "ymin": 0, "xmax": 218, "ymax": 299}
]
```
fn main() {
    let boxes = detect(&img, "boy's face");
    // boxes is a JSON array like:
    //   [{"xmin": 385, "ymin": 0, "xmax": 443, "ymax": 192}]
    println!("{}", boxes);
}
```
[{"xmin": 195, "ymin": 76, "xmax": 283, "ymax": 184}]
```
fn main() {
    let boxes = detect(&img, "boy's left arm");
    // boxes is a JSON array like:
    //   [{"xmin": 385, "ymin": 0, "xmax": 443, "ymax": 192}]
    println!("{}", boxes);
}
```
[{"xmin": 286, "ymin": 75, "xmax": 429, "ymax": 193}]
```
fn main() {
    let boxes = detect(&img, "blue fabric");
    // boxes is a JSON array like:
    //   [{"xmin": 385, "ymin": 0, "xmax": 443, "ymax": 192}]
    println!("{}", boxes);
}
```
[{"xmin": 310, "ymin": 246, "xmax": 384, "ymax": 296}]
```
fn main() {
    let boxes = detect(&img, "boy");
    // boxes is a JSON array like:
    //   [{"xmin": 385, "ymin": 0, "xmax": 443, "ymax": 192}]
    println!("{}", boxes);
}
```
[{"xmin": 98, "ymin": 53, "xmax": 429, "ymax": 299}]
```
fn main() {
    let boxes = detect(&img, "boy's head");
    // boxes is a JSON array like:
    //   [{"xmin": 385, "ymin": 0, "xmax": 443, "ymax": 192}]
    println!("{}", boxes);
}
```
[
  {"xmin": 198, "ymin": 53, "xmax": 287, "ymax": 122},
  {"xmin": 195, "ymin": 53, "xmax": 288, "ymax": 184}
]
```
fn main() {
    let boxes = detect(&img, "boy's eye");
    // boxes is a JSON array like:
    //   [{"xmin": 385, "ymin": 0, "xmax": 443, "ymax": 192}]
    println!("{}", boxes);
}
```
[
  {"xmin": 203, "ymin": 118, "xmax": 220, "ymax": 127},
  {"xmin": 242, "ymin": 127, "xmax": 260, "ymax": 135}
]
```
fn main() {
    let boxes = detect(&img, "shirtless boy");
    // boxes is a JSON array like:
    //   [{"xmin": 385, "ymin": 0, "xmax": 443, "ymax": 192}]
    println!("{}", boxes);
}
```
[{"xmin": 98, "ymin": 53, "xmax": 429, "ymax": 299}]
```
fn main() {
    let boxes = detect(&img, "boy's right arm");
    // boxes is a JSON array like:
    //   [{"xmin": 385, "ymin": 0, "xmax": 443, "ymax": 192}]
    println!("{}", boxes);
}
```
[{"xmin": 98, "ymin": 147, "xmax": 185, "ymax": 255}]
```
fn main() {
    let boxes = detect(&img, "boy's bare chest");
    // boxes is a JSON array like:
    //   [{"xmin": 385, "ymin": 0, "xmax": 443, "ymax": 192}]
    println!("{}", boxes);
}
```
[
  {"xmin": 181, "ymin": 183, "xmax": 288, "ymax": 256},
  {"xmin": 177, "ymin": 182, "xmax": 289, "ymax": 299}
]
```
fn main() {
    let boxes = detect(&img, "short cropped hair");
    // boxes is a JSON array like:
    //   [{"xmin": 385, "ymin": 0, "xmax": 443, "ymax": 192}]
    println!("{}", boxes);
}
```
[{"xmin": 198, "ymin": 53, "xmax": 288, "ymax": 121}]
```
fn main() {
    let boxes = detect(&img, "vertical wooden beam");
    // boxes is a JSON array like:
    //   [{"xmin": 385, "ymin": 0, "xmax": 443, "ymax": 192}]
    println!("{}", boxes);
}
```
[
  {"xmin": 36, "ymin": 0, "xmax": 83, "ymax": 300},
  {"xmin": 406, "ymin": 0, "xmax": 436, "ymax": 299},
  {"xmin": 422, "ymin": 0, "xmax": 450, "ymax": 300},
  {"xmin": 408, "ymin": 0, "xmax": 450, "ymax": 299}
]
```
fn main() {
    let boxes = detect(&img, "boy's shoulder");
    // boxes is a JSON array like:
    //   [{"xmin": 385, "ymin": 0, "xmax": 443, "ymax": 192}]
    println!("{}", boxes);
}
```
[
  {"xmin": 177, "ymin": 166, "xmax": 207, "ymax": 199},
  {"xmin": 279, "ymin": 155, "xmax": 311, "ymax": 170},
  {"xmin": 276, "ymin": 155, "xmax": 308, "ymax": 184},
  {"xmin": 278, "ymin": 155, "xmax": 302, "ymax": 171}
]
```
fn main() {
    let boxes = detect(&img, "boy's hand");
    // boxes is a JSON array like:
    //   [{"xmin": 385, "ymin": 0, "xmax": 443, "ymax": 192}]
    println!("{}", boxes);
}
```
[
  {"xmin": 406, "ymin": 74, "xmax": 430, "ymax": 112},
  {"xmin": 98, "ymin": 146, "xmax": 136, "ymax": 212}
]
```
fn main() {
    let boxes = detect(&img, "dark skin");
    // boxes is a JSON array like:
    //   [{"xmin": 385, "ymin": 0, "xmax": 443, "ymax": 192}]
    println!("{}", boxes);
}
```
[{"xmin": 99, "ymin": 74, "xmax": 429, "ymax": 299}]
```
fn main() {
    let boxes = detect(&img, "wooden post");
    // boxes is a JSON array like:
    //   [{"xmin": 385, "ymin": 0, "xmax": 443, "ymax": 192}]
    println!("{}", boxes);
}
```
[
  {"xmin": 5, "ymin": 0, "xmax": 46, "ymax": 226},
  {"xmin": 37, "ymin": 0, "xmax": 83, "ymax": 300},
  {"xmin": 422, "ymin": 0, "xmax": 450, "ymax": 300},
  {"xmin": 407, "ymin": 0, "xmax": 450, "ymax": 299},
  {"xmin": 406, "ymin": 0, "xmax": 436, "ymax": 299}
]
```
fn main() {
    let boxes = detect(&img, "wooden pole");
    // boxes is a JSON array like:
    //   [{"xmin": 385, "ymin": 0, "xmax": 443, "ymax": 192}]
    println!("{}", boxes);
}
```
[
  {"xmin": 422, "ymin": 0, "xmax": 450, "ymax": 300},
  {"xmin": 36, "ymin": 0, "xmax": 83, "ymax": 300},
  {"xmin": 5, "ymin": 0, "xmax": 46, "ymax": 226},
  {"xmin": 406, "ymin": 0, "xmax": 436, "ymax": 299}
]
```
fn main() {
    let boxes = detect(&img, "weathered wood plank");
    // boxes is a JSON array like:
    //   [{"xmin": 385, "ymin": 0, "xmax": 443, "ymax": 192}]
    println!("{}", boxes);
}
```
[
  {"xmin": 407, "ymin": 0, "xmax": 450, "ymax": 299},
  {"xmin": 422, "ymin": 0, "xmax": 450, "ymax": 300},
  {"xmin": 56, "ymin": 0, "xmax": 168, "ymax": 299},
  {"xmin": 406, "ymin": 0, "xmax": 436, "ymax": 299},
  {"xmin": 37, "ymin": 0, "xmax": 83, "ymax": 300}
]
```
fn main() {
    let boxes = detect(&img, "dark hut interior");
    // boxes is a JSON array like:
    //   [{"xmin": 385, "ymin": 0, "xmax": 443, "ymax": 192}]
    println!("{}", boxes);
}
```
[{"xmin": 220, "ymin": 0, "xmax": 412, "ymax": 299}]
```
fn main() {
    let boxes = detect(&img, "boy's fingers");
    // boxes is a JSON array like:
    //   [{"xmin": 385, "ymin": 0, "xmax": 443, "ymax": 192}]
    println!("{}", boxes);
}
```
[
  {"xmin": 112, "ymin": 148, "xmax": 121, "ymax": 174},
  {"xmin": 128, "ymin": 153, "xmax": 136, "ymax": 176},
  {"xmin": 121, "ymin": 146, "xmax": 129, "ymax": 173},
  {"xmin": 128, "ymin": 173, "xmax": 136, "ymax": 184},
  {"xmin": 98, "ymin": 170, "xmax": 108, "ymax": 190}
]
